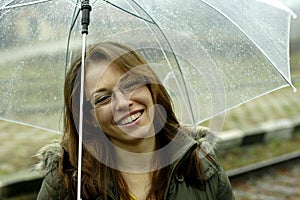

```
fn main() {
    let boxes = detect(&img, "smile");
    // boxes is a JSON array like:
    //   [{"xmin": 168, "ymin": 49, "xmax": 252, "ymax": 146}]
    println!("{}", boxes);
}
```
[{"xmin": 118, "ymin": 111, "xmax": 142, "ymax": 125}]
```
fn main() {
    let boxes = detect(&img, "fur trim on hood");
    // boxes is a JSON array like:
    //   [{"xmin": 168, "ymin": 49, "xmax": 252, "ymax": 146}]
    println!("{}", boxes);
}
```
[
  {"xmin": 184, "ymin": 125, "xmax": 219, "ymax": 154},
  {"xmin": 34, "ymin": 139, "xmax": 62, "ymax": 175},
  {"xmin": 33, "ymin": 126, "xmax": 219, "ymax": 175}
]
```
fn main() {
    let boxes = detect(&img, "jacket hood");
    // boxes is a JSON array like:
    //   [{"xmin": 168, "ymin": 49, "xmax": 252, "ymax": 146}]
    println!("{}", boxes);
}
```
[
  {"xmin": 34, "ymin": 139, "xmax": 62, "ymax": 175},
  {"xmin": 184, "ymin": 125, "xmax": 219, "ymax": 154},
  {"xmin": 34, "ymin": 126, "xmax": 219, "ymax": 176}
]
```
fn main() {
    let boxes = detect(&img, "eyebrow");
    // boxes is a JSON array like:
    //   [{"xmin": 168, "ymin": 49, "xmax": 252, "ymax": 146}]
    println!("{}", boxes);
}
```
[
  {"xmin": 89, "ymin": 74, "xmax": 136, "ymax": 98},
  {"xmin": 92, "ymin": 88, "xmax": 110, "ymax": 96}
]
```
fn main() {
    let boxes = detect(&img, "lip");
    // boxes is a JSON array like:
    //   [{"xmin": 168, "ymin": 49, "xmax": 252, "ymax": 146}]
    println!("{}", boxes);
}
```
[{"xmin": 115, "ymin": 110, "xmax": 144, "ymax": 126}]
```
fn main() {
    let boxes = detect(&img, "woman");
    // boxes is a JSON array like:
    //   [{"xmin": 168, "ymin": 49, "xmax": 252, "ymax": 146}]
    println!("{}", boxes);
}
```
[{"xmin": 36, "ymin": 41, "xmax": 234, "ymax": 199}]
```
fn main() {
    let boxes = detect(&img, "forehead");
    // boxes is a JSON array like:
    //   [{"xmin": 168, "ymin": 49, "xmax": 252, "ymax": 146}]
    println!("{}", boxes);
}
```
[{"xmin": 85, "ymin": 60, "xmax": 125, "ymax": 97}]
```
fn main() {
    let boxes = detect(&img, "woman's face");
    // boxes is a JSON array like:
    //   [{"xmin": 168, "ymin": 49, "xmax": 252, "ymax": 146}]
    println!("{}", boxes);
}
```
[{"xmin": 85, "ymin": 60, "xmax": 156, "ymax": 150}]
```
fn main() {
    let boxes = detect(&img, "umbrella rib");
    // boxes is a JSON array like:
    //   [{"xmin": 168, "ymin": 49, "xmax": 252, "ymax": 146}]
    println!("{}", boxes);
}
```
[
  {"xmin": 104, "ymin": 0, "xmax": 155, "ymax": 24},
  {"xmin": 0, "ymin": 0, "xmax": 14, "ymax": 10},
  {"xmin": 257, "ymin": 47, "xmax": 297, "ymax": 92},
  {"xmin": 156, "ymin": 29, "xmax": 197, "ymax": 124},
  {"xmin": 0, "ymin": 0, "xmax": 52, "ymax": 10},
  {"xmin": 130, "ymin": 0, "xmax": 196, "ymax": 124},
  {"xmin": 201, "ymin": 0, "xmax": 297, "ymax": 92},
  {"xmin": 65, "ymin": 5, "xmax": 81, "ymax": 75}
]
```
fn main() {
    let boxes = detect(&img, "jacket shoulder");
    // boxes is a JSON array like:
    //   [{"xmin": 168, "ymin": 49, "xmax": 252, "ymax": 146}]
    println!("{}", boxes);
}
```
[
  {"xmin": 37, "ymin": 167, "xmax": 63, "ymax": 199},
  {"xmin": 34, "ymin": 140, "xmax": 66, "ymax": 199}
]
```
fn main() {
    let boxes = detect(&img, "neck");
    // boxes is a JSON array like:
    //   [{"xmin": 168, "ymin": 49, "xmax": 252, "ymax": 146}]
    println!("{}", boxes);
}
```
[
  {"xmin": 113, "ymin": 136, "xmax": 156, "ymax": 173},
  {"xmin": 123, "ymin": 135, "xmax": 156, "ymax": 153}
]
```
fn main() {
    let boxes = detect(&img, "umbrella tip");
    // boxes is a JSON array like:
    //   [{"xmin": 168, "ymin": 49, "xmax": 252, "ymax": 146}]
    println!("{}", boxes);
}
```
[
  {"xmin": 257, "ymin": 0, "xmax": 297, "ymax": 19},
  {"xmin": 289, "ymin": 10, "xmax": 297, "ymax": 19},
  {"xmin": 290, "ymin": 83, "xmax": 297, "ymax": 92}
]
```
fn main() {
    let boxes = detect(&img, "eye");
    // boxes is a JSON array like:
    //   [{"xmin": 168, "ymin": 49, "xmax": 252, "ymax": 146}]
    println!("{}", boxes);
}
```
[{"xmin": 93, "ymin": 94, "xmax": 112, "ymax": 106}]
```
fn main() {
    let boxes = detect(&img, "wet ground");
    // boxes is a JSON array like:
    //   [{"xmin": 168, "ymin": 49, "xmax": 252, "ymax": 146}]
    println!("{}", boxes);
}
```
[{"xmin": 231, "ymin": 156, "xmax": 300, "ymax": 200}]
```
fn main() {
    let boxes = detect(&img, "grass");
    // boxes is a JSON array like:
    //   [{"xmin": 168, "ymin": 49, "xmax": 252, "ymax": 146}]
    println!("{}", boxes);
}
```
[
  {"xmin": 219, "ymin": 81, "xmax": 300, "ymax": 131},
  {"xmin": 217, "ymin": 132, "xmax": 300, "ymax": 170},
  {"xmin": 0, "ymin": 121, "xmax": 61, "ymax": 177}
]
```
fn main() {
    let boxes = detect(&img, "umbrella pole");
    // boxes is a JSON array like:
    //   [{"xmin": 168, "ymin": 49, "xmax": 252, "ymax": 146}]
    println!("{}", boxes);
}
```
[
  {"xmin": 77, "ymin": 33, "xmax": 86, "ymax": 200},
  {"xmin": 77, "ymin": 1, "xmax": 91, "ymax": 200}
]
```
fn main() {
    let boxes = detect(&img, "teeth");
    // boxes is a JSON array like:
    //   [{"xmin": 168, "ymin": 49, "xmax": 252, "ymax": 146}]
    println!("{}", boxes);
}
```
[{"xmin": 120, "ymin": 112, "xmax": 141, "ymax": 125}]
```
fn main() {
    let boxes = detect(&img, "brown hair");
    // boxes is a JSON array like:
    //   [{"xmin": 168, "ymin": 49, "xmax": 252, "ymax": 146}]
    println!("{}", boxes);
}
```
[{"xmin": 60, "ymin": 41, "xmax": 207, "ymax": 199}]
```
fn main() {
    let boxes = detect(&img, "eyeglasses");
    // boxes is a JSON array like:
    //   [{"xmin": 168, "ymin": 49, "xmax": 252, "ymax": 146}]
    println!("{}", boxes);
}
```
[{"xmin": 85, "ymin": 76, "xmax": 148, "ymax": 109}]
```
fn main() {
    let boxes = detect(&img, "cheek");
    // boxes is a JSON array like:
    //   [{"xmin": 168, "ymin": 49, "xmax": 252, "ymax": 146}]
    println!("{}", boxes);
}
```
[
  {"xmin": 140, "ymin": 89, "xmax": 154, "ymax": 106},
  {"xmin": 133, "ymin": 86, "xmax": 153, "ymax": 104},
  {"xmin": 94, "ymin": 108, "xmax": 113, "ymax": 128}
]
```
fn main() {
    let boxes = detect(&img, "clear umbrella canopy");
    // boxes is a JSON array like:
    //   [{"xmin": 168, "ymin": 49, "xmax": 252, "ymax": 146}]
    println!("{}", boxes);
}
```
[
  {"xmin": 0, "ymin": 0, "xmax": 79, "ymax": 132},
  {"xmin": 0, "ymin": 0, "xmax": 296, "ymax": 133}
]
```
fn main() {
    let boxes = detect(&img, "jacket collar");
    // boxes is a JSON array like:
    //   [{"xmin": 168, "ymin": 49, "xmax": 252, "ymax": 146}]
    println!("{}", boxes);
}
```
[
  {"xmin": 162, "ymin": 126, "xmax": 218, "ymax": 198},
  {"xmin": 173, "ymin": 126, "xmax": 219, "ymax": 180}
]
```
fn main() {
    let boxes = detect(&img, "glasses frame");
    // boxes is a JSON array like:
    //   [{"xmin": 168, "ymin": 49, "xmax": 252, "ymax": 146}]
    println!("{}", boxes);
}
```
[{"xmin": 83, "ymin": 76, "xmax": 149, "ymax": 109}]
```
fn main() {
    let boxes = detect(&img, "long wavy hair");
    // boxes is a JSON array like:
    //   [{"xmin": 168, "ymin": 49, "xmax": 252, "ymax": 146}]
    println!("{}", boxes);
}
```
[{"xmin": 60, "ymin": 41, "xmax": 207, "ymax": 199}]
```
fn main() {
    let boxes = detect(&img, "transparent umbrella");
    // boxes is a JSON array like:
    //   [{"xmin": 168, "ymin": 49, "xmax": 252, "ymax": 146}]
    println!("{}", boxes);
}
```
[
  {"xmin": 0, "ymin": 0, "xmax": 297, "ymax": 199},
  {"xmin": 0, "ymin": 0, "xmax": 296, "ymax": 133}
]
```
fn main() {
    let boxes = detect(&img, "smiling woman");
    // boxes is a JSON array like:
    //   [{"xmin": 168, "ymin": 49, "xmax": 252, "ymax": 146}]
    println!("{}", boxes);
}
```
[
  {"xmin": 35, "ymin": 41, "xmax": 235, "ymax": 200},
  {"xmin": 85, "ymin": 57, "xmax": 156, "ymax": 151}
]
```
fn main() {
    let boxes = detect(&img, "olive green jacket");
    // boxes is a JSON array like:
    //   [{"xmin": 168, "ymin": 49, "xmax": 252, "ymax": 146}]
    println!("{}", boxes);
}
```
[{"xmin": 35, "ymin": 127, "xmax": 235, "ymax": 200}]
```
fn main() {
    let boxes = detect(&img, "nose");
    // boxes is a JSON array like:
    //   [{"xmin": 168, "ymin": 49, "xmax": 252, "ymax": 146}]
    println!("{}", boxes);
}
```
[{"xmin": 112, "ymin": 90, "xmax": 132, "ymax": 111}]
